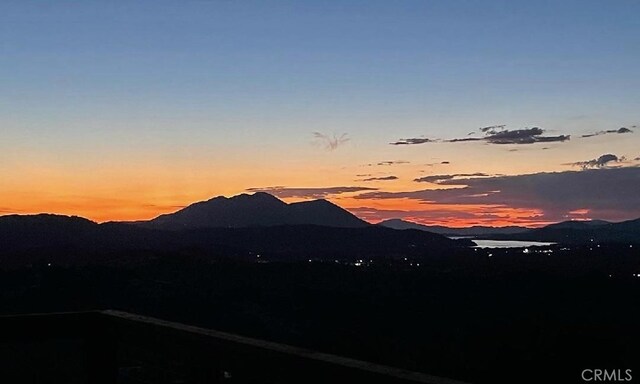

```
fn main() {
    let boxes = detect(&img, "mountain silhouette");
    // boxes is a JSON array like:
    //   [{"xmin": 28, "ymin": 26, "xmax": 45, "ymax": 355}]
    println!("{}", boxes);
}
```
[
  {"xmin": 0, "ymin": 214, "xmax": 176, "ymax": 262},
  {"xmin": 0, "ymin": 215, "xmax": 471, "ymax": 267},
  {"xmin": 540, "ymin": 219, "xmax": 611, "ymax": 230},
  {"xmin": 0, "ymin": 214, "xmax": 98, "ymax": 251},
  {"xmin": 2, "ymin": 194, "xmax": 637, "ymax": 268},
  {"xmin": 0, "ymin": 194, "xmax": 479, "ymax": 267},
  {"xmin": 492, "ymin": 218, "xmax": 640, "ymax": 244},
  {"xmin": 613, "ymin": 217, "xmax": 640, "ymax": 232},
  {"xmin": 143, "ymin": 192, "xmax": 369, "ymax": 230},
  {"xmin": 378, "ymin": 218, "xmax": 528, "ymax": 236}
]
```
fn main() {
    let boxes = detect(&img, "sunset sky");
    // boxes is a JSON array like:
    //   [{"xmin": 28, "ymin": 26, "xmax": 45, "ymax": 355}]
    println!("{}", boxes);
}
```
[{"xmin": 2, "ymin": 1, "xmax": 639, "ymax": 226}]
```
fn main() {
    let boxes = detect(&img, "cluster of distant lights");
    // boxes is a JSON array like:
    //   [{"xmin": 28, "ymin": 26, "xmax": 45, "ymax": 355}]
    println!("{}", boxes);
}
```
[
  {"xmin": 251, "ymin": 255, "xmax": 421, "ymax": 267},
  {"xmin": 521, "ymin": 248, "xmax": 554, "ymax": 254},
  {"xmin": 609, "ymin": 274, "xmax": 640, "ymax": 278},
  {"xmin": 252, "ymin": 243, "xmax": 636, "ymax": 268},
  {"xmin": 41, "ymin": 242, "xmax": 637, "ymax": 273},
  {"xmin": 303, "ymin": 258, "xmax": 422, "ymax": 267},
  {"xmin": 477, "ymin": 247, "xmax": 555, "ymax": 257},
  {"xmin": 476, "ymin": 243, "xmax": 636, "ymax": 258}
]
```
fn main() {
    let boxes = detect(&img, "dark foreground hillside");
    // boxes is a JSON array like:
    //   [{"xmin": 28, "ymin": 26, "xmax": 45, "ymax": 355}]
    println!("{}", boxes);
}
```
[
  {"xmin": 1, "ymin": 244, "xmax": 639, "ymax": 383},
  {"xmin": 0, "ymin": 215, "xmax": 471, "ymax": 267}
]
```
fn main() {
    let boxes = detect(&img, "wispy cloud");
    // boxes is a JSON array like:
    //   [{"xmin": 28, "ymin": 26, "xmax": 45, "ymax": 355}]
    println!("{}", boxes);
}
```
[
  {"xmin": 313, "ymin": 132, "xmax": 350, "ymax": 150},
  {"xmin": 360, "ymin": 176, "xmax": 399, "ymax": 182},
  {"xmin": 479, "ymin": 124, "xmax": 506, "ymax": 133},
  {"xmin": 246, "ymin": 186, "xmax": 377, "ymax": 199},
  {"xmin": 581, "ymin": 126, "xmax": 635, "ymax": 138},
  {"xmin": 361, "ymin": 160, "xmax": 410, "ymax": 167},
  {"xmin": 414, "ymin": 173, "xmax": 489, "ymax": 183},
  {"xmin": 570, "ymin": 154, "xmax": 623, "ymax": 169},
  {"xmin": 389, "ymin": 137, "xmax": 434, "ymax": 145},
  {"xmin": 423, "ymin": 161, "xmax": 450, "ymax": 167},
  {"xmin": 390, "ymin": 125, "xmax": 570, "ymax": 146},
  {"xmin": 378, "ymin": 160, "xmax": 409, "ymax": 166},
  {"xmin": 0, "ymin": 207, "xmax": 25, "ymax": 214},
  {"xmin": 476, "ymin": 127, "xmax": 569, "ymax": 144}
]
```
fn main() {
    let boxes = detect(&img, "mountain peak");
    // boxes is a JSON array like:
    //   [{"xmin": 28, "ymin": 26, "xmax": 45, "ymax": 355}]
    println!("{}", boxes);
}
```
[
  {"xmin": 294, "ymin": 198, "xmax": 333, "ymax": 206},
  {"xmin": 203, "ymin": 192, "xmax": 285, "ymax": 205},
  {"xmin": 145, "ymin": 193, "xmax": 368, "ymax": 230},
  {"xmin": 243, "ymin": 191, "xmax": 283, "ymax": 201}
]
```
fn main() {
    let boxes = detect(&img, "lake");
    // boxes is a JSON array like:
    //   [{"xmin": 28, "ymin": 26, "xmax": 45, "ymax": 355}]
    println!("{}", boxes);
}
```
[{"xmin": 471, "ymin": 239, "xmax": 555, "ymax": 248}]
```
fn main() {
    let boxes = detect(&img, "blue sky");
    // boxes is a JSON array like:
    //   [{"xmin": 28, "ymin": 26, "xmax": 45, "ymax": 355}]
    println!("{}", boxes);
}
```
[{"xmin": 3, "ymin": 0, "xmax": 639, "ymax": 127}]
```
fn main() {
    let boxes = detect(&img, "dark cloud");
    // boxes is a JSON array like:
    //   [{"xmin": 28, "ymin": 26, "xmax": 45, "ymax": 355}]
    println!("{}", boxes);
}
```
[
  {"xmin": 393, "ymin": 125, "xmax": 570, "ymax": 146},
  {"xmin": 422, "ymin": 161, "xmax": 450, "ymax": 167},
  {"xmin": 354, "ymin": 167, "xmax": 640, "ymax": 222},
  {"xmin": 391, "ymin": 123, "xmax": 640, "ymax": 147},
  {"xmin": 508, "ymin": 146, "xmax": 551, "ymax": 153},
  {"xmin": 356, "ymin": 174, "xmax": 372, "ymax": 177},
  {"xmin": 485, "ymin": 127, "xmax": 544, "ymax": 144},
  {"xmin": 414, "ymin": 173, "xmax": 489, "ymax": 184},
  {"xmin": 446, "ymin": 137, "xmax": 483, "ymax": 143},
  {"xmin": 480, "ymin": 125, "xmax": 506, "ymax": 134},
  {"xmin": 571, "ymin": 154, "xmax": 622, "ymax": 169},
  {"xmin": 246, "ymin": 186, "xmax": 376, "ymax": 199},
  {"xmin": 581, "ymin": 126, "xmax": 635, "ymax": 138},
  {"xmin": 389, "ymin": 137, "xmax": 434, "ymax": 145},
  {"xmin": 476, "ymin": 127, "xmax": 570, "ymax": 145},
  {"xmin": 312, "ymin": 132, "xmax": 349, "ymax": 150},
  {"xmin": 530, "ymin": 134, "xmax": 571, "ymax": 143},
  {"xmin": 363, "ymin": 160, "xmax": 410, "ymax": 167},
  {"xmin": 379, "ymin": 160, "xmax": 409, "ymax": 166},
  {"xmin": 360, "ymin": 176, "xmax": 399, "ymax": 182}
]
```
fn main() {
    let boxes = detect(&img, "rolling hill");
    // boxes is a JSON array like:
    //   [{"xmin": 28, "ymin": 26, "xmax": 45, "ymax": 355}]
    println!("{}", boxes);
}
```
[{"xmin": 378, "ymin": 218, "xmax": 528, "ymax": 237}]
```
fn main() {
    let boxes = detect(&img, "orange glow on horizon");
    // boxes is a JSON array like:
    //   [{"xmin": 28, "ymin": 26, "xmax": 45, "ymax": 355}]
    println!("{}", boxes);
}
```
[
  {"xmin": 1, "ymin": 192, "xmax": 552, "ymax": 228},
  {"xmin": 334, "ymin": 197, "xmax": 551, "ymax": 228}
]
